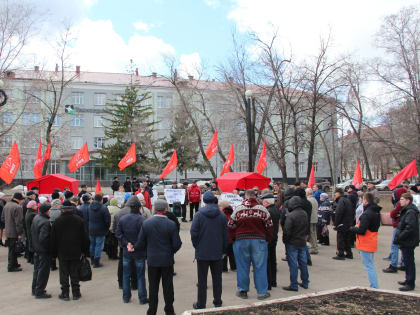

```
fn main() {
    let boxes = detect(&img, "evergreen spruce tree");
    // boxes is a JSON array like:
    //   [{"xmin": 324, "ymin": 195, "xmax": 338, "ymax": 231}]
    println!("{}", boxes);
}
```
[
  {"xmin": 160, "ymin": 109, "xmax": 203, "ymax": 179},
  {"xmin": 97, "ymin": 82, "xmax": 158, "ymax": 175}
]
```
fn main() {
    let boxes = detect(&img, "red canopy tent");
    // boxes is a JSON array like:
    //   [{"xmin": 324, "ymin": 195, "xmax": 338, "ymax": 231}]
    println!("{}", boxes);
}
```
[
  {"xmin": 216, "ymin": 172, "xmax": 271, "ymax": 193},
  {"xmin": 26, "ymin": 174, "xmax": 79, "ymax": 195}
]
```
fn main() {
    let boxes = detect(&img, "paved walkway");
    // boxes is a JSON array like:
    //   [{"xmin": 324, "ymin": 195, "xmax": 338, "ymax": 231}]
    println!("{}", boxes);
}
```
[{"xmin": 0, "ymin": 224, "xmax": 418, "ymax": 314}]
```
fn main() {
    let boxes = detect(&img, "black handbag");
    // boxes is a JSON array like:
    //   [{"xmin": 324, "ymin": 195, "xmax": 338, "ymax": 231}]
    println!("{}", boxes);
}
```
[
  {"xmin": 15, "ymin": 239, "xmax": 25, "ymax": 254},
  {"xmin": 78, "ymin": 255, "xmax": 92, "ymax": 282}
]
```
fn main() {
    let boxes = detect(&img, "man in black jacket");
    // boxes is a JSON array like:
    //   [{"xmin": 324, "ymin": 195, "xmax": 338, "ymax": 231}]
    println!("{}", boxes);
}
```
[
  {"xmin": 51, "ymin": 201, "xmax": 89, "ymax": 301},
  {"xmin": 111, "ymin": 177, "xmax": 120, "ymax": 194},
  {"xmin": 31, "ymin": 203, "xmax": 52, "ymax": 299},
  {"xmin": 261, "ymin": 193, "xmax": 280, "ymax": 289},
  {"xmin": 333, "ymin": 188, "xmax": 355, "ymax": 260},
  {"xmin": 190, "ymin": 191, "xmax": 228, "ymax": 309},
  {"xmin": 282, "ymin": 196, "xmax": 309, "ymax": 291},
  {"xmin": 394, "ymin": 193, "xmax": 420, "ymax": 291},
  {"xmin": 88, "ymin": 192, "xmax": 111, "ymax": 268},
  {"xmin": 123, "ymin": 177, "xmax": 132, "ymax": 193},
  {"xmin": 135, "ymin": 199, "xmax": 182, "ymax": 315}
]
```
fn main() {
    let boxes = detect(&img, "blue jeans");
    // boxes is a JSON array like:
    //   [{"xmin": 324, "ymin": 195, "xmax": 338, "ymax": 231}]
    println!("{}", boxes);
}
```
[
  {"xmin": 285, "ymin": 243, "xmax": 309, "ymax": 290},
  {"xmin": 233, "ymin": 239, "xmax": 268, "ymax": 296},
  {"xmin": 89, "ymin": 236, "xmax": 105, "ymax": 259},
  {"xmin": 122, "ymin": 256, "xmax": 147, "ymax": 302},
  {"xmin": 391, "ymin": 228, "xmax": 404, "ymax": 267},
  {"xmin": 360, "ymin": 250, "xmax": 379, "ymax": 289}
]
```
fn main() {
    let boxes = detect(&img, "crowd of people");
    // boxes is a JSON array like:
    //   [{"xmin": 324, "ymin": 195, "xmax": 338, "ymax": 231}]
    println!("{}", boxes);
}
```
[{"xmin": 0, "ymin": 178, "xmax": 419, "ymax": 314}]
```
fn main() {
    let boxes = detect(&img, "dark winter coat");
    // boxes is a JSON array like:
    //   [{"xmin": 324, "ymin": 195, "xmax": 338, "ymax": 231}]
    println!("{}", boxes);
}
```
[
  {"xmin": 190, "ymin": 203, "xmax": 228, "ymax": 261},
  {"xmin": 123, "ymin": 181, "xmax": 132, "ymax": 192},
  {"xmin": 51, "ymin": 211, "xmax": 89, "ymax": 259},
  {"xmin": 347, "ymin": 191, "xmax": 359, "ymax": 211},
  {"xmin": 31, "ymin": 213, "xmax": 51, "ymax": 254},
  {"xmin": 394, "ymin": 203, "xmax": 420, "ymax": 248},
  {"xmin": 334, "ymin": 195, "xmax": 355, "ymax": 231},
  {"xmin": 280, "ymin": 188, "xmax": 296, "ymax": 228},
  {"xmin": 112, "ymin": 196, "xmax": 139, "ymax": 232},
  {"xmin": 111, "ymin": 180, "xmax": 120, "ymax": 192},
  {"xmin": 1, "ymin": 200, "xmax": 24, "ymax": 238},
  {"xmin": 164, "ymin": 211, "xmax": 180, "ymax": 232},
  {"xmin": 88, "ymin": 200, "xmax": 111, "ymax": 237},
  {"xmin": 318, "ymin": 199, "xmax": 332, "ymax": 225},
  {"xmin": 25, "ymin": 208, "xmax": 38, "ymax": 252},
  {"xmin": 115, "ymin": 212, "xmax": 146, "ymax": 259},
  {"xmin": 79, "ymin": 202, "xmax": 90, "ymax": 233},
  {"xmin": 135, "ymin": 215, "xmax": 182, "ymax": 267},
  {"xmin": 267, "ymin": 204, "xmax": 280, "ymax": 243},
  {"xmin": 282, "ymin": 196, "xmax": 309, "ymax": 248}
]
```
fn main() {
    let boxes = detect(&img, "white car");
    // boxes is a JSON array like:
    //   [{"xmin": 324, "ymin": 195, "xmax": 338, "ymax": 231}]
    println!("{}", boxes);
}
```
[
  {"xmin": 376, "ymin": 179, "xmax": 392, "ymax": 191},
  {"xmin": 336, "ymin": 179, "xmax": 353, "ymax": 190}
]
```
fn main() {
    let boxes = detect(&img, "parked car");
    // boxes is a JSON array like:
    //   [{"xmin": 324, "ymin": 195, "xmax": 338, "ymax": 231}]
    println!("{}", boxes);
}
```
[
  {"xmin": 336, "ymin": 179, "xmax": 353, "ymax": 191},
  {"xmin": 316, "ymin": 180, "xmax": 331, "ymax": 192},
  {"xmin": 376, "ymin": 179, "xmax": 392, "ymax": 191}
]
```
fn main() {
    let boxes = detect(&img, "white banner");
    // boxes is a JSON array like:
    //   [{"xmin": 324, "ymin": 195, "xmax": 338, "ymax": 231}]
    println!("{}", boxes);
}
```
[
  {"xmin": 151, "ymin": 189, "xmax": 158, "ymax": 205},
  {"xmin": 220, "ymin": 193, "xmax": 243, "ymax": 208},
  {"xmin": 164, "ymin": 189, "xmax": 186, "ymax": 204}
]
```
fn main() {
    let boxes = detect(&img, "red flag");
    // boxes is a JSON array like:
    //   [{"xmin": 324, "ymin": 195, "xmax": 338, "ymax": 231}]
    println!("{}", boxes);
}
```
[
  {"xmin": 42, "ymin": 141, "xmax": 51, "ymax": 163},
  {"xmin": 352, "ymin": 160, "xmax": 363, "ymax": 188},
  {"xmin": 96, "ymin": 179, "xmax": 101, "ymax": 194},
  {"xmin": 205, "ymin": 130, "xmax": 218, "ymax": 160},
  {"xmin": 220, "ymin": 144, "xmax": 234, "ymax": 177},
  {"xmin": 0, "ymin": 141, "xmax": 20, "ymax": 184},
  {"xmin": 68, "ymin": 142, "xmax": 90, "ymax": 173},
  {"xmin": 256, "ymin": 140, "xmax": 267, "ymax": 174},
  {"xmin": 388, "ymin": 159, "xmax": 418, "ymax": 190},
  {"xmin": 33, "ymin": 140, "xmax": 43, "ymax": 179},
  {"xmin": 308, "ymin": 162, "xmax": 315, "ymax": 189},
  {"xmin": 118, "ymin": 143, "xmax": 136, "ymax": 171},
  {"xmin": 160, "ymin": 150, "xmax": 178, "ymax": 179}
]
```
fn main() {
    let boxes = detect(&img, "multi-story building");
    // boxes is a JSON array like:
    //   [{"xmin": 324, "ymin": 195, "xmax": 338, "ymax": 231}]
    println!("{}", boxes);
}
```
[{"xmin": 0, "ymin": 66, "xmax": 336, "ymax": 186}]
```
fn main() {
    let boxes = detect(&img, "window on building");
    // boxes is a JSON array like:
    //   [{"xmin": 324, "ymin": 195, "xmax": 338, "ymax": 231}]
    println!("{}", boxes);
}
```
[
  {"xmin": 314, "ymin": 161, "xmax": 318, "ymax": 172},
  {"xmin": 24, "ymin": 90, "xmax": 40, "ymax": 104},
  {"xmin": 22, "ymin": 113, "xmax": 41, "ymax": 125},
  {"xmin": 94, "ymin": 93, "xmax": 106, "ymax": 106},
  {"xmin": 94, "ymin": 137, "xmax": 105, "ymax": 149},
  {"xmin": 236, "ymin": 120, "xmax": 246, "ymax": 132},
  {"xmin": 299, "ymin": 162, "xmax": 305, "ymax": 173},
  {"xmin": 3, "ymin": 112, "xmax": 14, "ymax": 124},
  {"xmin": 72, "ymin": 92, "xmax": 84, "ymax": 105},
  {"xmin": 48, "ymin": 114, "xmax": 60, "ymax": 126},
  {"xmin": 72, "ymin": 114, "xmax": 83, "ymax": 127},
  {"xmin": 0, "ymin": 135, "xmax": 12, "ymax": 148},
  {"xmin": 49, "ymin": 160, "xmax": 59, "ymax": 174},
  {"xmin": 94, "ymin": 116, "xmax": 103, "ymax": 128},
  {"xmin": 71, "ymin": 137, "xmax": 83, "ymax": 150},
  {"xmin": 157, "ymin": 95, "xmax": 167, "ymax": 108}
]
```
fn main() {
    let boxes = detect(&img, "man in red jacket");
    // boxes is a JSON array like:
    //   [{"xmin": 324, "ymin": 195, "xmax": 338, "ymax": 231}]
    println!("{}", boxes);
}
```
[
  {"xmin": 188, "ymin": 181, "xmax": 202, "ymax": 221},
  {"xmin": 228, "ymin": 189, "xmax": 273, "ymax": 300}
]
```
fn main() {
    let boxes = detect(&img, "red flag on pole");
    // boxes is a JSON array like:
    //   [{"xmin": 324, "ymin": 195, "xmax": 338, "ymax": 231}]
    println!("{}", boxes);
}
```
[
  {"xmin": 308, "ymin": 162, "xmax": 315, "ymax": 189},
  {"xmin": 0, "ymin": 141, "xmax": 20, "ymax": 184},
  {"xmin": 205, "ymin": 130, "xmax": 218, "ymax": 160},
  {"xmin": 42, "ymin": 141, "xmax": 51, "ymax": 163},
  {"xmin": 68, "ymin": 142, "xmax": 90, "ymax": 173},
  {"xmin": 96, "ymin": 179, "xmax": 101, "ymax": 194},
  {"xmin": 220, "ymin": 144, "xmax": 234, "ymax": 177},
  {"xmin": 352, "ymin": 160, "xmax": 363, "ymax": 188},
  {"xmin": 388, "ymin": 159, "xmax": 418, "ymax": 191},
  {"xmin": 160, "ymin": 150, "xmax": 178, "ymax": 179},
  {"xmin": 33, "ymin": 140, "xmax": 43, "ymax": 179},
  {"xmin": 256, "ymin": 140, "xmax": 267, "ymax": 174},
  {"xmin": 118, "ymin": 143, "xmax": 136, "ymax": 171}
]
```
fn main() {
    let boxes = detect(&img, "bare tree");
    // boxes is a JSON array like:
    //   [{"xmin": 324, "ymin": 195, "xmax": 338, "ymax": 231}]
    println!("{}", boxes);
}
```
[{"xmin": 372, "ymin": 6, "xmax": 420, "ymax": 173}]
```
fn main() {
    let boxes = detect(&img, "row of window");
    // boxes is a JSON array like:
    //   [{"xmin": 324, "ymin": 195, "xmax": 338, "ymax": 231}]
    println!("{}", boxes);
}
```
[
  {"xmin": 2, "ymin": 112, "xmax": 104, "ymax": 128},
  {"xmin": 0, "ymin": 135, "xmax": 105, "ymax": 150}
]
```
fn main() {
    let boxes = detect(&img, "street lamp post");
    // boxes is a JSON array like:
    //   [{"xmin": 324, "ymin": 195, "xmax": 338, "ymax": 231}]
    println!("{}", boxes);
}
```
[{"xmin": 245, "ymin": 89, "xmax": 253, "ymax": 172}]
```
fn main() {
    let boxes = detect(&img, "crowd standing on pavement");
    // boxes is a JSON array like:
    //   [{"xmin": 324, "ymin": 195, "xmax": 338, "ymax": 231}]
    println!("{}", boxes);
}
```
[{"xmin": 0, "ymin": 177, "xmax": 420, "ymax": 314}]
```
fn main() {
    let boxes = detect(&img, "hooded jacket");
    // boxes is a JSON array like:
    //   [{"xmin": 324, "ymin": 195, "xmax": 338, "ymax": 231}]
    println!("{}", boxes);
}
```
[
  {"xmin": 394, "ymin": 203, "xmax": 420, "ymax": 248},
  {"xmin": 280, "ymin": 188, "xmax": 296, "ymax": 228},
  {"xmin": 190, "ymin": 203, "xmax": 228, "ymax": 260},
  {"xmin": 351, "ymin": 203, "xmax": 381, "ymax": 252},
  {"xmin": 31, "ymin": 213, "xmax": 51, "ymax": 254},
  {"xmin": 282, "ymin": 196, "xmax": 309, "ymax": 247},
  {"xmin": 107, "ymin": 198, "xmax": 121, "ymax": 230},
  {"xmin": 88, "ymin": 200, "xmax": 111, "ymax": 237}
]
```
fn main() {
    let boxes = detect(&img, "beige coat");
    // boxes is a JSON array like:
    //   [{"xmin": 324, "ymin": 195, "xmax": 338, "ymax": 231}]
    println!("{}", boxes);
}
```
[{"xmin": 1, "ymin": 200, "xmax": 24, "ymax": 238}]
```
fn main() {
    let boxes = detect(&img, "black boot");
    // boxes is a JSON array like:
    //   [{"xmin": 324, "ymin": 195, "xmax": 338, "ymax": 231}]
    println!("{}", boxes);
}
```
[{"xmin": 93, "ymin": 258, "xmax": 103, "ymax": 268}]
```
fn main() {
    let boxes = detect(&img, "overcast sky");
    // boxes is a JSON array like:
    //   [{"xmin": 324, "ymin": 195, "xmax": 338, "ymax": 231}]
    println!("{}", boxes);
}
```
[{"xmin": 19, "ymin": 0, "xmax": 420, "ymax": 78}]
